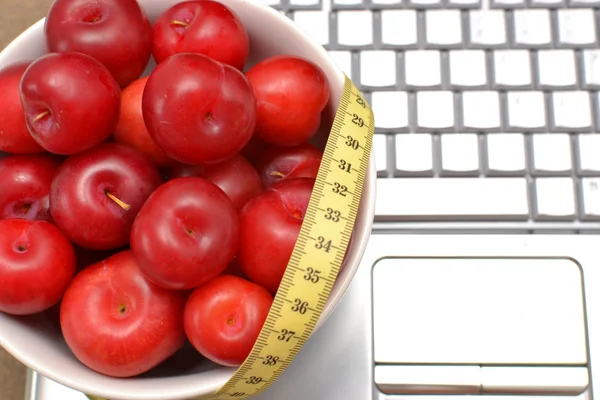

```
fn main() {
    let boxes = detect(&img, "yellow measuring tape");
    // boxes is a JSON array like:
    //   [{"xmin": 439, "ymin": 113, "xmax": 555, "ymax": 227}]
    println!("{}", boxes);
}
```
[{"xmin": 86, "ymin": 73, "xmax": 374, "ymax": 400}]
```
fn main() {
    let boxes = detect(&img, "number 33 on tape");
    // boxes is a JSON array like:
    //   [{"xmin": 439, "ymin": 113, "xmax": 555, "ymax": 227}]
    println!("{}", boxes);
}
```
[{"xmin": 85, "ymin": 73, "xmax": 374, "ymax": 400}]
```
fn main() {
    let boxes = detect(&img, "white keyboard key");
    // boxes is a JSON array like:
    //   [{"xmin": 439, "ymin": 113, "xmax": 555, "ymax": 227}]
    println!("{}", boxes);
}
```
[
  {"xmin": 290, "ymin": 0, "xmax": 319, "ymax": 5},
  {"xmin": 441, "ymin": 134, "xmax": 479, "ymax": 173},
  {"xmin": 375, "ymin": 178, "xmax": 529, "ymax": 220},
  {"xmin": 425, "ymin": 10, "xmax": 463, "ymax": 47},
  {"xmin": 449, "ymin": 50, "xmax": 487, "ymax": 88},
  {"xmin": 532, "ymin": 134, "xmax": 572, "ymax": 172},
  {"xmin": 487, "ymin": 133, "xmax": 526, "ymax": 173},
  {"xmin": 537, "ymin": 50, "xmax": 577, "ymax": 89},
  {"xmin": 449, "ymin": 0, "xmax": 481, "ymax": 7},
  {"xmin": 372, "ymin": 91, "xmax": 409, "ymax": 130},
  {"xmin": 409, "ymin": 0, "xmax": 442, "ymax": 7},
  {"xmin": 462, "ymin": 91, "xmax": 501, "ymax": 131},
  {"xmin": 582, "ymin": 50, "xmax": 600, "ymax": 88},
  {"xmin": 373, "ymin": 0, "xmax": 402, "ymax": 4},
  {"xmin": 535, "ymin": 178, "xmax": 576, "ymax": 219},
  {"xmin": 381, "ymin": 10, "xmax": 418, "ymax": 47},
  {"xmin": 337, "ymin": 11, "xmax": 373, "ymax": 46},
  {"xmin": 531, "ymin": 0, "xmax": 564, "ymax": 6},
  {"xmin": 416, "ymin": 91, "xmax": 455, "ymax": 131},
  {"xmin": 327, "ymin": 51, "xmax": 352, "ymax": 78},
  {"xmin": 293, "ymin": 11, "xmax": 329, "ymax": 46},
  {"xmin": 334, "ymin": 0, "xmax": 363, "ymax": 4},
  {"xmin": 493, "ymin": 50, "xmax": 532, "ymax": 88},
  {"xmin": 570, "ymin": 0, "xmax": 600, "ymax": 6},
  {"xmin": 557, "ymin": 9, "xmax": 597, "ymax": 47},
  {"xmin": 513, "ymin": 10, "xmax": 552, "ymax": 47},
  {"xmin": 551, "ymin": 92, "xmax": 592, "ymax": 131},
  {"xmin": 395, "ymin": 134, "xmax": 433, "ymax": 173},
  {"xmin": 374, "ymin": 134, "xmax": 388, "ymax": 174},
  {"xmin": 360, "ymin": 51, "xmax": 396, "ymax": 87},
  {"xmin": 405, "ymin": 50, "xmax": 442, "ymax": 89},
  {"xmin": 581, "ymin": 178, "xmax": 600, "ymax": 219},
  {"xmin": 492, "ymin": 0, "xmax": 526, "ymax": 7},
  {"xmin": 506, "ymin": 91, "xmax": 547, "ymax": 130},
  {"xmin": 578, "ymin": 134, "xmax": 600, "ymax": 172},
  {"xmin": 469, "ymin": 11, "xmax": 507, "ymax": 47}
]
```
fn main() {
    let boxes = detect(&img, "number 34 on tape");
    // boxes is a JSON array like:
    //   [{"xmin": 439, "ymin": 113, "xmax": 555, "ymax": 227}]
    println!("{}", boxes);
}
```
[{"xmin": 85, "ymin": 73, "xmax": 374, "ymax": 400}]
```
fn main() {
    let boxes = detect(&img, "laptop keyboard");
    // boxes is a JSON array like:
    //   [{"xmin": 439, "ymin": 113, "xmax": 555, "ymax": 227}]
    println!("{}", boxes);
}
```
[{"xmin": 259, "ymin": 0, "xmax": 600, "ymax": 231}]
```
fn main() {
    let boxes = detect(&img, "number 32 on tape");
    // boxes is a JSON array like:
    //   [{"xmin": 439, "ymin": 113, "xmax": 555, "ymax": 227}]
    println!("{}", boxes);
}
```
[{"xmin": 85, "ymin": 73, "xmax": 374, "ymax": 400}]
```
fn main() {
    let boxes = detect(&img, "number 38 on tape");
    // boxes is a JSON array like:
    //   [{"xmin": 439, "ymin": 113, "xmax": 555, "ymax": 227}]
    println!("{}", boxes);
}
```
[{"xmin": 86, "ymin": 73, "xmax": 374, "ymax": 400}]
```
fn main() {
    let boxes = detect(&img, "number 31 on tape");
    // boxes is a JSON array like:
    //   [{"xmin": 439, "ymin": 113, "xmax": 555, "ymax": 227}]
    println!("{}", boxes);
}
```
[{"xmin": 85, "ymin": 73, "xmax": 374, "ymax": 400}]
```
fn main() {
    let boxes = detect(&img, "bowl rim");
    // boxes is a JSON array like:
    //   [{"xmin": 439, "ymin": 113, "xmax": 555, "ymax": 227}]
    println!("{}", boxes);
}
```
[
  {"xmin": 0, "ymin": 0, "xmax": 377, "ymax": 398},
  {"xmin": 0, "ymin": 18, "xmax": 45, "ymax": 67}
]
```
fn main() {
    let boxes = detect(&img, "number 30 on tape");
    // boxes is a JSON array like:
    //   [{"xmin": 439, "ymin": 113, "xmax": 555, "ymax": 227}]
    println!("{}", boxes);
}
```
[{"xmin": 86, "ymin": 73, "xmax": 374, "ymax": 400}]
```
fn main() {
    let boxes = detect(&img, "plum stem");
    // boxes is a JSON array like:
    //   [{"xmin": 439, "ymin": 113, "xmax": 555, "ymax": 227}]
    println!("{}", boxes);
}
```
[
  {"xmin": 105, "ymin": 191, "xmax": 131, "ymax": 211},
  {"xmin": 15, "ymin": 203, "xmax": 32, "ymax": 215},
  {"xmin": 270, "ymin": 171, "xmax": 285, "ymax": 178},
  {"xmin": 185, "ymin": 227, "xmax": 195, "ymax": 238},
  {"xmin": 32, "ymin": 110, "xmax": 50, "ymax": 123},
  {"xmin": 171, "ymin": 20, "xmax": 188, "ymax": 27}
]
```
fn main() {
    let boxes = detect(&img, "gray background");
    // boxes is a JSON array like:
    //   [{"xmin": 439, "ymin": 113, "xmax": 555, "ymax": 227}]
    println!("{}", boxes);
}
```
[{"xmin": 0, "ymin": 0, "xmax": 52, "ymax": 398}]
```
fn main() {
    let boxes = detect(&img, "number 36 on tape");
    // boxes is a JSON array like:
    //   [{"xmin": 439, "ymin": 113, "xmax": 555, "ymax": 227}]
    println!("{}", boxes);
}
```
[{"xmin": 86, "ymin": 73, "xmax": 374, "ymax": 400}]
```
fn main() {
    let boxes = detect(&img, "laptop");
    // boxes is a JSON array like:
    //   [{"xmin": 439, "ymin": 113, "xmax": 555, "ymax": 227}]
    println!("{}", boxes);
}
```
[{"xmin": 28, "ymin": 0, "xmax": 600, "ymax": 398}]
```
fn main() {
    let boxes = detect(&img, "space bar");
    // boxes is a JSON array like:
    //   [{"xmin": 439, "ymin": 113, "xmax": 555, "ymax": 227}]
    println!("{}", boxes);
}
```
[{"xmin": 375, "ymin": 178, "xmax": 530, "ymax": 221}]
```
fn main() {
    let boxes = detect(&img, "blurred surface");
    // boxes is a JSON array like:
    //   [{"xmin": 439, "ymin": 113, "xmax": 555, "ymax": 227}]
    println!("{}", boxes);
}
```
[
  {"xmin": 0, "ymin": 0, "xmax": 51, "ymax": 50},
  {"xmin": 0, "ymin": 345, "xmax": 25, "ymax": 400},
  {"xmin": 0, "ymin": 1, "xmax": 52, "ymax": 397}
]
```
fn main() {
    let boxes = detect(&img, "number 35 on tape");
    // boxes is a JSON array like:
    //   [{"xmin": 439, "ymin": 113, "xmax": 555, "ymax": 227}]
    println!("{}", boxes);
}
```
[{"xmin": 85, "ymin": 73, "xmax": 374, "ymax": 400}]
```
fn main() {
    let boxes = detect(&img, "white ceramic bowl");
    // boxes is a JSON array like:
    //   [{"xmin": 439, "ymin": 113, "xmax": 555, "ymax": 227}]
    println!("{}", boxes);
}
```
[{"xmin": 0, "ymin": 0, "xmax": 377, "ymax": 398}]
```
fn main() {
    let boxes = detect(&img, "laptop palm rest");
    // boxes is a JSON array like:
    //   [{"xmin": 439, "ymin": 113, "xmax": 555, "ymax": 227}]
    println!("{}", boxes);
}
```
[{"xmin": 372, "ymin": 257, "xmax": 590, "ymax": 396}]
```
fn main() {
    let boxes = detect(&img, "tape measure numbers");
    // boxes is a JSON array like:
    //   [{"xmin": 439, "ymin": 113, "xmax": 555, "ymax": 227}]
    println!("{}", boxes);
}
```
[{"xmin": 86, "ymin": 73, "xmax": 374, "ymax": 400}]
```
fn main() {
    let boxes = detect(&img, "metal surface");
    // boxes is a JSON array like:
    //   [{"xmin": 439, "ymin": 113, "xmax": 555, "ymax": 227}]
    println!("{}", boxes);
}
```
[{"xmin": 29, "ymin": 233, "xmax": 600, "ymax": 400}]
